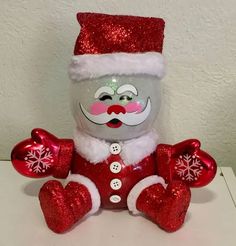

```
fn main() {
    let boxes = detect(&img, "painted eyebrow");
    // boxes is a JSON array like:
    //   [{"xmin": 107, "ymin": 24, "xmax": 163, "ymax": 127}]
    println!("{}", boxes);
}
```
[
  {"xmin": 117, "ymin": 84, "xmax": 138, "ymax": 96},
  {"xmin": 94, "ymin": 86, "xmax": 115, "ymax": 99}
]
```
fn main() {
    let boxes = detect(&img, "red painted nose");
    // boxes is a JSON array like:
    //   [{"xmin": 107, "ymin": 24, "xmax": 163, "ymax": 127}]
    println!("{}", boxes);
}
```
[{"xmin": 107, "ymin": 105, "xmax": 126, "ymax": 114}]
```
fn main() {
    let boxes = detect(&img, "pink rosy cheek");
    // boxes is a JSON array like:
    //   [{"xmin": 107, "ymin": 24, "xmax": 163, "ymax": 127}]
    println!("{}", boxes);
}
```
[
  {"xmin": 125, "ymin": 102, "xmax": 143, "ymax": 113},
  {"xmin": 90, "ymin": 102, "xmax": 108, "ymax": 115}
]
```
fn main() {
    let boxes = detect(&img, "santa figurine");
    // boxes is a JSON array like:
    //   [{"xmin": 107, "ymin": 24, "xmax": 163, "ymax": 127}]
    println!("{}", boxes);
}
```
[{"xmin": 11, "ymin": 13, "xmax": 217, "ymax": 233}]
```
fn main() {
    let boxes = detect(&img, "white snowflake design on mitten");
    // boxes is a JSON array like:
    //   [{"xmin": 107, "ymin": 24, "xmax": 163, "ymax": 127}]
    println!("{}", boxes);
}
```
[
  {"xmin": 175, "ymin": 154, "xmax": 203, "ymax": 181},
  {"xmin": 24, "ymin": 146, "xmax": 53, "ymax": 173}
]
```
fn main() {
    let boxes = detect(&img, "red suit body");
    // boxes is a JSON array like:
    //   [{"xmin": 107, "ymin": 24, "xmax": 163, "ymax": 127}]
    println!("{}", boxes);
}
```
[
  {"xmin": 72, "ymin": 152, "xmax": 156, "ymax": 208},
  {"xmin": 11, "ymin": 129, "xmax": 217, "ymax": 233}
]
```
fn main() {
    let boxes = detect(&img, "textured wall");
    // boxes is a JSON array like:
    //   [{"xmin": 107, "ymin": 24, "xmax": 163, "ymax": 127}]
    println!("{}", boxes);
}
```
[{"xmin": 1, "ymin": 1, "xmax": 236, "ymax": 172}]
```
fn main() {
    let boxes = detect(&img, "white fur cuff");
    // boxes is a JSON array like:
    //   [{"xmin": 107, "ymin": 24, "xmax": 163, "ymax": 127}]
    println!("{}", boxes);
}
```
[
  {"xmin": 127, "ymin": 175, "xmax": 166, "ymax": 215},
  {"xmin": 67, "ymin": 174, "xmax": 101, "ymax": 215},
  {"xmin": 69, "ymin": 52, "xmax": 165, "ymax": 82}
]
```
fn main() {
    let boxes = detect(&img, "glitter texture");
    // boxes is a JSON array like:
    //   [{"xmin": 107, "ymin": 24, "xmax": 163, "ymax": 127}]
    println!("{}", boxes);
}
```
[
  {"xmin": 39, "ymin": 180, "xmax": 92, "ymax": 233},
  {"xmin": 74, "ymin": 13, "xmax": 165, "ymax": 55},
  {"xmin": 53, "ymin": 139, "xmax": 74, "ymax": 179},
  {"xmin": 136, "ymin": 181, "xmax": 191, "ymax": 232}
]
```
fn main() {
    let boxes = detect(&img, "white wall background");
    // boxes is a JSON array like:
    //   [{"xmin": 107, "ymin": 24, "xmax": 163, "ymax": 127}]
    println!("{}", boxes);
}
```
[{"xmin": 0, "ymin": 1, "xmax": 236, "ymax": 172}]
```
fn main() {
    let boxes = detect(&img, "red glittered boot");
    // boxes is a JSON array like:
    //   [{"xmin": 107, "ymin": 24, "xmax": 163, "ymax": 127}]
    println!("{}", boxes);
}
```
[
  {"xmin": 136, "ymin": 181, "xmax": 191, "ymax": 232},
  {"xmin": 39, "ymin": 180, "xmax": 92, "ymax": 233}
]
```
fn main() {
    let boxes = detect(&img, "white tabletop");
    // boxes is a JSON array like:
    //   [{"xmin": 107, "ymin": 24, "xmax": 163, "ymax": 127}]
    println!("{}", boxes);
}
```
[{"xmin": 0, "ymin": 161, "xmax": 235, "ymax": 246}]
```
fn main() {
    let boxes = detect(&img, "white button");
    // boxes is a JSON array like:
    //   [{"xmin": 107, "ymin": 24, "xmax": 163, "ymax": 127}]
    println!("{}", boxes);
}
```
[
  {"xmin": 109, "ymin": 195, "xmax": 121, "ymax": 203},
  {"xmin": 109, "ymin": 143, "xmax": 121, "ymax": 155},
  {"xmin": 110, "ymin": 162, "xmax": 122, "ymax": 173},
  {"xmin": 110, "ymin": 178, "xmax": 122, "ymax": 190}
]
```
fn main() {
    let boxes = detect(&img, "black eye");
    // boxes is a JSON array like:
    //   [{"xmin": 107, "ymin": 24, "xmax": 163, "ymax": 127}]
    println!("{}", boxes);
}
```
[
  {"xmin": 99, "ymin": 95, "xmax": 112, "ymax": 101},
  {"xmin": 119, "ymin": 95, "xmax": 132, "ymax": 101}
]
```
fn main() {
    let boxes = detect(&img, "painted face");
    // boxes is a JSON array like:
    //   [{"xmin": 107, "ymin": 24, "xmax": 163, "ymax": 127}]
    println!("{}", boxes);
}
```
[
  {"xmin": 80, "ymin": 84, "xmax": 151, "ymax": 129},
  {"xmin": 71, "ymin": 75, "xmax": 161, "ymax": 141}
]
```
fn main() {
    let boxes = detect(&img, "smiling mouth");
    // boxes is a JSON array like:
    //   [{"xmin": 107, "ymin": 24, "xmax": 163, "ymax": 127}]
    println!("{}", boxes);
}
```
[{"xmin": 106, "ymin": 118, "xmax": 123, "ymax": 128}]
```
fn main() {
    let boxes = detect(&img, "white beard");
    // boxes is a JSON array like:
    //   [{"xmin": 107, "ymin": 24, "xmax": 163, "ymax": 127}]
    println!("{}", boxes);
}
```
[{"xmin": 80, "ymin": 98, "xmax": 152, "ymax": 126}]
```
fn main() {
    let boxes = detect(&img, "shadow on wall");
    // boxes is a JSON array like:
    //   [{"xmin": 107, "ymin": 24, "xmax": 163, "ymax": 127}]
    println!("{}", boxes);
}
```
[
  {"xmin": 199, "ymin": 69, "xmax": 236, "ymax": 175},
  {"xmin": 155, "ymin": 80, "xmax": 173, "ymax": 144}
]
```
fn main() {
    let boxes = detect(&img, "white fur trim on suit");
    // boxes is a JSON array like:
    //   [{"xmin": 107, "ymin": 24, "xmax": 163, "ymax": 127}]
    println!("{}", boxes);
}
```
[
  {"xmin": 69, "ymin": 52, "xmax": 165, "ymax": 82},
  {"xmin": 67, "ymin": 174, "xmax": 101, "ymax": 215},
  {"xmin": 120, "ymin": 130, "xmax": 158, "ymax": 165},
  {"xmin": 74, "ymin": 130, "xmax": 110, "ymax": 164},
  {"xmin": 127, "ymin": 175, "xmax": 167, "ymax": 214},
  {"xmin": 74, "ymin": 129, "xmax": 159, "ymax": 165}
]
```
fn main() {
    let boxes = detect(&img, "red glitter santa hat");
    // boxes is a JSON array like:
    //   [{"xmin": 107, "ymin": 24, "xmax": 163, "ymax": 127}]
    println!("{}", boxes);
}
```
[{"xmin": 69, "ymin": 13, "xmax": 165, "ymax": 82}]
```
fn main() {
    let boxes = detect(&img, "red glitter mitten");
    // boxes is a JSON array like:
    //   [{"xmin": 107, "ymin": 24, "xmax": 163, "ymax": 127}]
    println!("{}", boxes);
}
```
[
  {"xmin": 156, "ymin": 139, "xmax": 217, "ymax": 187},
  {"xmin": 11, "ymin": 128, "xmax": 74, "ymax": 178}
]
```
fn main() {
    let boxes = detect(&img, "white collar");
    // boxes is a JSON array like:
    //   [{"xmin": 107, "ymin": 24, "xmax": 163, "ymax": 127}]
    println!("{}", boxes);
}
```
[{"xmin": 73, "ymin": 129, "xmax": 159, "ymax": 165}]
